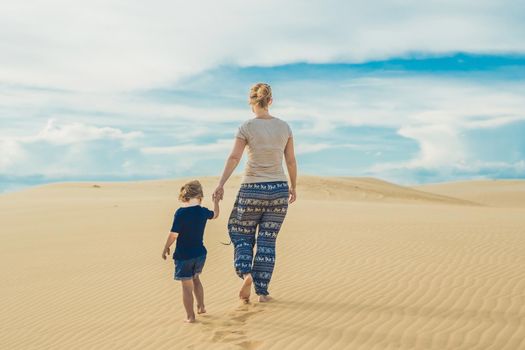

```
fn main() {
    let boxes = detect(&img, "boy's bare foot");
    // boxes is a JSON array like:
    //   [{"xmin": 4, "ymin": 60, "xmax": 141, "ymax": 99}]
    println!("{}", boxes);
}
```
[
  {"xmin": 197, "ymin": 305, "xmax": 206, "ymax": 314},
  {"xmin": 258, "ymin": 295, "xmax": 273, "ymax": 303},
  {"xmin": 239, "ymin": 273, "xmax": 252, "ymax": 302}
]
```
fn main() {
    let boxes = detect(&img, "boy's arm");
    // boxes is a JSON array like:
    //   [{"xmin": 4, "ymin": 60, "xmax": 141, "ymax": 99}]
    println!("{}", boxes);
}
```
[
  {"xmin": 211, "ymin": 198, "xmax": 220, "ymax": 219},
  {"xmin": 162, "ymin": 232, "xmax": 178, "ymax": 260}
]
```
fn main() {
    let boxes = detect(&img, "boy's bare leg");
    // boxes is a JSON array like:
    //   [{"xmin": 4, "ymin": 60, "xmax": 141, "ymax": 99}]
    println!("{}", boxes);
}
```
[
  {"xmin": 181, "ymin": 279, "xmax": 196, "ymax": 323},
  {"xmin": 193, "ymin": 275, "xmax": 206, "ymax": 314},
  {"xmin": 239, "ymin": 273, "xmax": 252, "ymax": 303}
]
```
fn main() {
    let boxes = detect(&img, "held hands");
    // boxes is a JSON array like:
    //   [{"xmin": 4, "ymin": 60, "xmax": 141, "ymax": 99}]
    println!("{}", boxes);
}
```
[
  {"xmin": 161, "ymin": 247, "xmax": 170, "ymax": 260},
  {"xmin": 212, "ymin": 185, "xmax": 224, "ymax": 202}
]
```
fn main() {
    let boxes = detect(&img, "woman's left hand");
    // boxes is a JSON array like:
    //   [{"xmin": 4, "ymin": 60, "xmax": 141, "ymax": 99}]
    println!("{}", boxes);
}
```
[
  {"xmin": 288, "ymin": 187, "xmax": 297, "ymax": 204},
  {"xmin": 212, "ymin": 185, "xmax": 224, "ymax": 201}
]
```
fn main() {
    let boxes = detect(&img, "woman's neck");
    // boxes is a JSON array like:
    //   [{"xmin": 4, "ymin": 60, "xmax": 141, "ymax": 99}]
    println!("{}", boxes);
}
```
[
  {"xmin": 253, "ymin": 106, "xmax": 273, "ymax": 119},
  {"xmin": 254, "ymin": 112, "xmax": 273, "ymax": 119}
]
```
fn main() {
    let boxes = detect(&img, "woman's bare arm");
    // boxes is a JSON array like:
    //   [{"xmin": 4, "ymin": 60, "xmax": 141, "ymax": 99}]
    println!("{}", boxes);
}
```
[
  {"xmin": 284, "ymin": 136, "xmax": 297, "ymax": 203},
  {"xmin": 213, "ymin": 137, "xmax": 246, "ymax": 200}
]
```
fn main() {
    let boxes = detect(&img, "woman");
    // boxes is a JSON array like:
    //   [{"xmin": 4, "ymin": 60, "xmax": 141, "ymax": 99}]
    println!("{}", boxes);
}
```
[{"xmin": 212, "ymin": 82, "xmax": 297, "ymax": 303}]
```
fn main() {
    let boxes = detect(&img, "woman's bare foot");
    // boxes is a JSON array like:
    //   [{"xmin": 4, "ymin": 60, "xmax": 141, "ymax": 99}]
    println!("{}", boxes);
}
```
[
  {"xmin": 239, "ymin": 273, "xmax": 253, "ymax": 302},
  {"xmin": 184, "ymin": 316, "xmax": 196, "ymax": 323},
  {"xmin": 258, "ymin": 295, "xmax": 273, "ymax": 303},
  {"xmin": 197, "ymin": 305, "xmax": 206, "ymax": 314}
]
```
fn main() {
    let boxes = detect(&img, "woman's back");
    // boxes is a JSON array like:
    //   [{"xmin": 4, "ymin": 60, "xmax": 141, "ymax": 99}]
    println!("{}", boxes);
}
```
[
  {"xmin": 214, "ymin": 81, "xmax": 297, "ymax": 302},
  {"xmin": 236, "ymin": 116, "xmax": 293, "ymax": 184}
]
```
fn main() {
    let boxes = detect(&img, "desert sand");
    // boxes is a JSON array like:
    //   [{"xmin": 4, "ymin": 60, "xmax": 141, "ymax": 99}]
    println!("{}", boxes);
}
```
[{"xmin": 1, "ymin": 175, "xmax": 524, "ymax": 350}]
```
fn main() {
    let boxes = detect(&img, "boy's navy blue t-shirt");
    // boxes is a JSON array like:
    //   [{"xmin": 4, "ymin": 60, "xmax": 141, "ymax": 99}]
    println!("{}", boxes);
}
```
[{"xmin": 170, "ymin": 205, "xmax": 214, "ymax": 261}]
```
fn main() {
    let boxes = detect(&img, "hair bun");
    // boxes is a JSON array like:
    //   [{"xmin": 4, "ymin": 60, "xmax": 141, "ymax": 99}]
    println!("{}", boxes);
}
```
[{"xmin": 249, "ymin": 82, "xmax": 272, "ymax": 108}]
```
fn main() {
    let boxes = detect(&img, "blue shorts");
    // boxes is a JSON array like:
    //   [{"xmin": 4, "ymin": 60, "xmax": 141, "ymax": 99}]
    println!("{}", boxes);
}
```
[{"xmin": 174, "ymin": 254, "xmax": 206, "ymax": 281}]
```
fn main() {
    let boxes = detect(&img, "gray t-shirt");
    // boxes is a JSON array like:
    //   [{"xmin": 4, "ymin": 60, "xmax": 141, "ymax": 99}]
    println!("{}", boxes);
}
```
[{"xmin": 235, "ymin": 117, "xmax": 293, "ymax": 184}]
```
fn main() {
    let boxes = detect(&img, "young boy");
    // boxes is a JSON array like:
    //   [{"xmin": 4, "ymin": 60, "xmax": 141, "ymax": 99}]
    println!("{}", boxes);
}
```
[{"xmin": 162, "ymin": 180, "xmax": 219, "ymax": 323}]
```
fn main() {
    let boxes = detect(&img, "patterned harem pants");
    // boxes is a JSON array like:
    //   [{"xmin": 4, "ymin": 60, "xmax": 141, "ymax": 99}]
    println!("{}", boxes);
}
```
[{"xmin": 227, "ymin": 181, "xmax": 289, "ymax": 296}]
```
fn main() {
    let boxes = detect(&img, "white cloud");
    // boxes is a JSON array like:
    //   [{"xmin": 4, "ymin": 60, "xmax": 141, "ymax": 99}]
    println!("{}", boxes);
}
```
[
  {"xmin": 0, "ymin": 119, "xmax": 143, "ymax": 175},
  {"xmin": 397, "ymin": 124, "xmax": 465, "ymax": 168},
  {"xmin": 275, "ymin": 76, "xmax": 525, "ymax": 175},
  {"xmin": 295, "ymin": 143, "xmax": 332, "ymax": 154},
  {"xmin": 371, "ymin": 158, "xmax": 525, "ymax": 185},
  {"xmin": 278, "ymin": 76, "xmax": 525, "ymax": 128},
  {"xmin": 141, "ymin": 139, "xmax": 234, "ymax": 155},
  {"xmin": 0, "ymin": 1, "xmax": 524, "ymax": 91},
  {"xmin": 0, "ymin": 139, "xmax": 27, "ymax": 170},
  {"xmin": 142, "ymin": 139, "xmax": 364, "ymax": 157},
  {"xmin": 3, "ymin": 73, "xmax": 525, "ymax": 181},
  {"xmin": 1, "ymin": 1, "xmax": 524, "ymax": 188},
  {"xmin": 295, "ymin": 142, "xmax": 366, "ymax": 155},
  {"xmin": 27, "ymin": 119, "xmax": 143, "ymax": 145},
  {"xmin": 2, "ymin": 66, "xmax": 525, "ymax": 185},
  {"xmin": 4, "ymin": 74, "xmax": 524, "ymax": 134}
]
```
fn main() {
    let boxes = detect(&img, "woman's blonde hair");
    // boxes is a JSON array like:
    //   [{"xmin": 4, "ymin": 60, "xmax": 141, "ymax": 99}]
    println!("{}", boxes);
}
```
[
  {"xmin": 249, "ymin": 82, "xmax": 272, "ymax": 108},
  {"xmin": 178, "ymin": 180, "xmax": 204, "ymax": 202}
]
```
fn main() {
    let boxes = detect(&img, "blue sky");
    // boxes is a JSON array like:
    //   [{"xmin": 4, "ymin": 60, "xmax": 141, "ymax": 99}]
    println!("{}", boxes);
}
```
[{"xmin": 1, "ymin": 1, "xmax": 525, "ymax": 192}]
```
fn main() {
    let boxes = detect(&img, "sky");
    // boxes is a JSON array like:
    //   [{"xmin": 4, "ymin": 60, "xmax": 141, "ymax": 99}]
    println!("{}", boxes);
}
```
[{"xmin": 1, "ymin": 1, "xmax": 525, "ymax": 192}]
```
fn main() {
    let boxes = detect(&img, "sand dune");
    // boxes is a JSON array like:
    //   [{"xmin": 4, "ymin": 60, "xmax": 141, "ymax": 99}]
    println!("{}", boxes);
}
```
[
  {"xmin": 1, "ymin": 175, "xmax": 524, "ymax": 349},
  {"xmin": 298, "ymin": 176, "xmax": 480, "ymax": 205},
  {"xmin": 415, "ymin": 179, "xmax": 525, "ymax": 208}
]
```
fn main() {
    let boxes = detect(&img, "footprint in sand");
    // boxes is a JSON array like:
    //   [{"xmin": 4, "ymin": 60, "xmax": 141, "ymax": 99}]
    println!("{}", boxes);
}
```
[
  {"xmin": 198, "ymin": 303, "xmax": 265, "ymax": 349},
  {"xmin": 230, "ymin": 310, "xmax": 263, "ymax": 323},
  {"xmin": 237, "ymin": 340, "xmax": 264, "ymax": 350},
  {"xmin": 211, "ymin": 329, "xmax": 246, "ymax": 342}
]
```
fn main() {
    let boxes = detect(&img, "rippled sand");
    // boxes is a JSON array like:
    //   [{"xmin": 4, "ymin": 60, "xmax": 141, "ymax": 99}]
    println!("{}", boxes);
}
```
[{"xmin": 1, "ymin": 175, "xmax": 524, "ymax": 349}]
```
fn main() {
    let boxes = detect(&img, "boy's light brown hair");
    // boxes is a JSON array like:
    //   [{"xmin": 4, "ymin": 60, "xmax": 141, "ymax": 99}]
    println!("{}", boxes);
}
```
[{"xmin": 178, "ymin": 180, "xmax": 204, "ymax": 202}]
